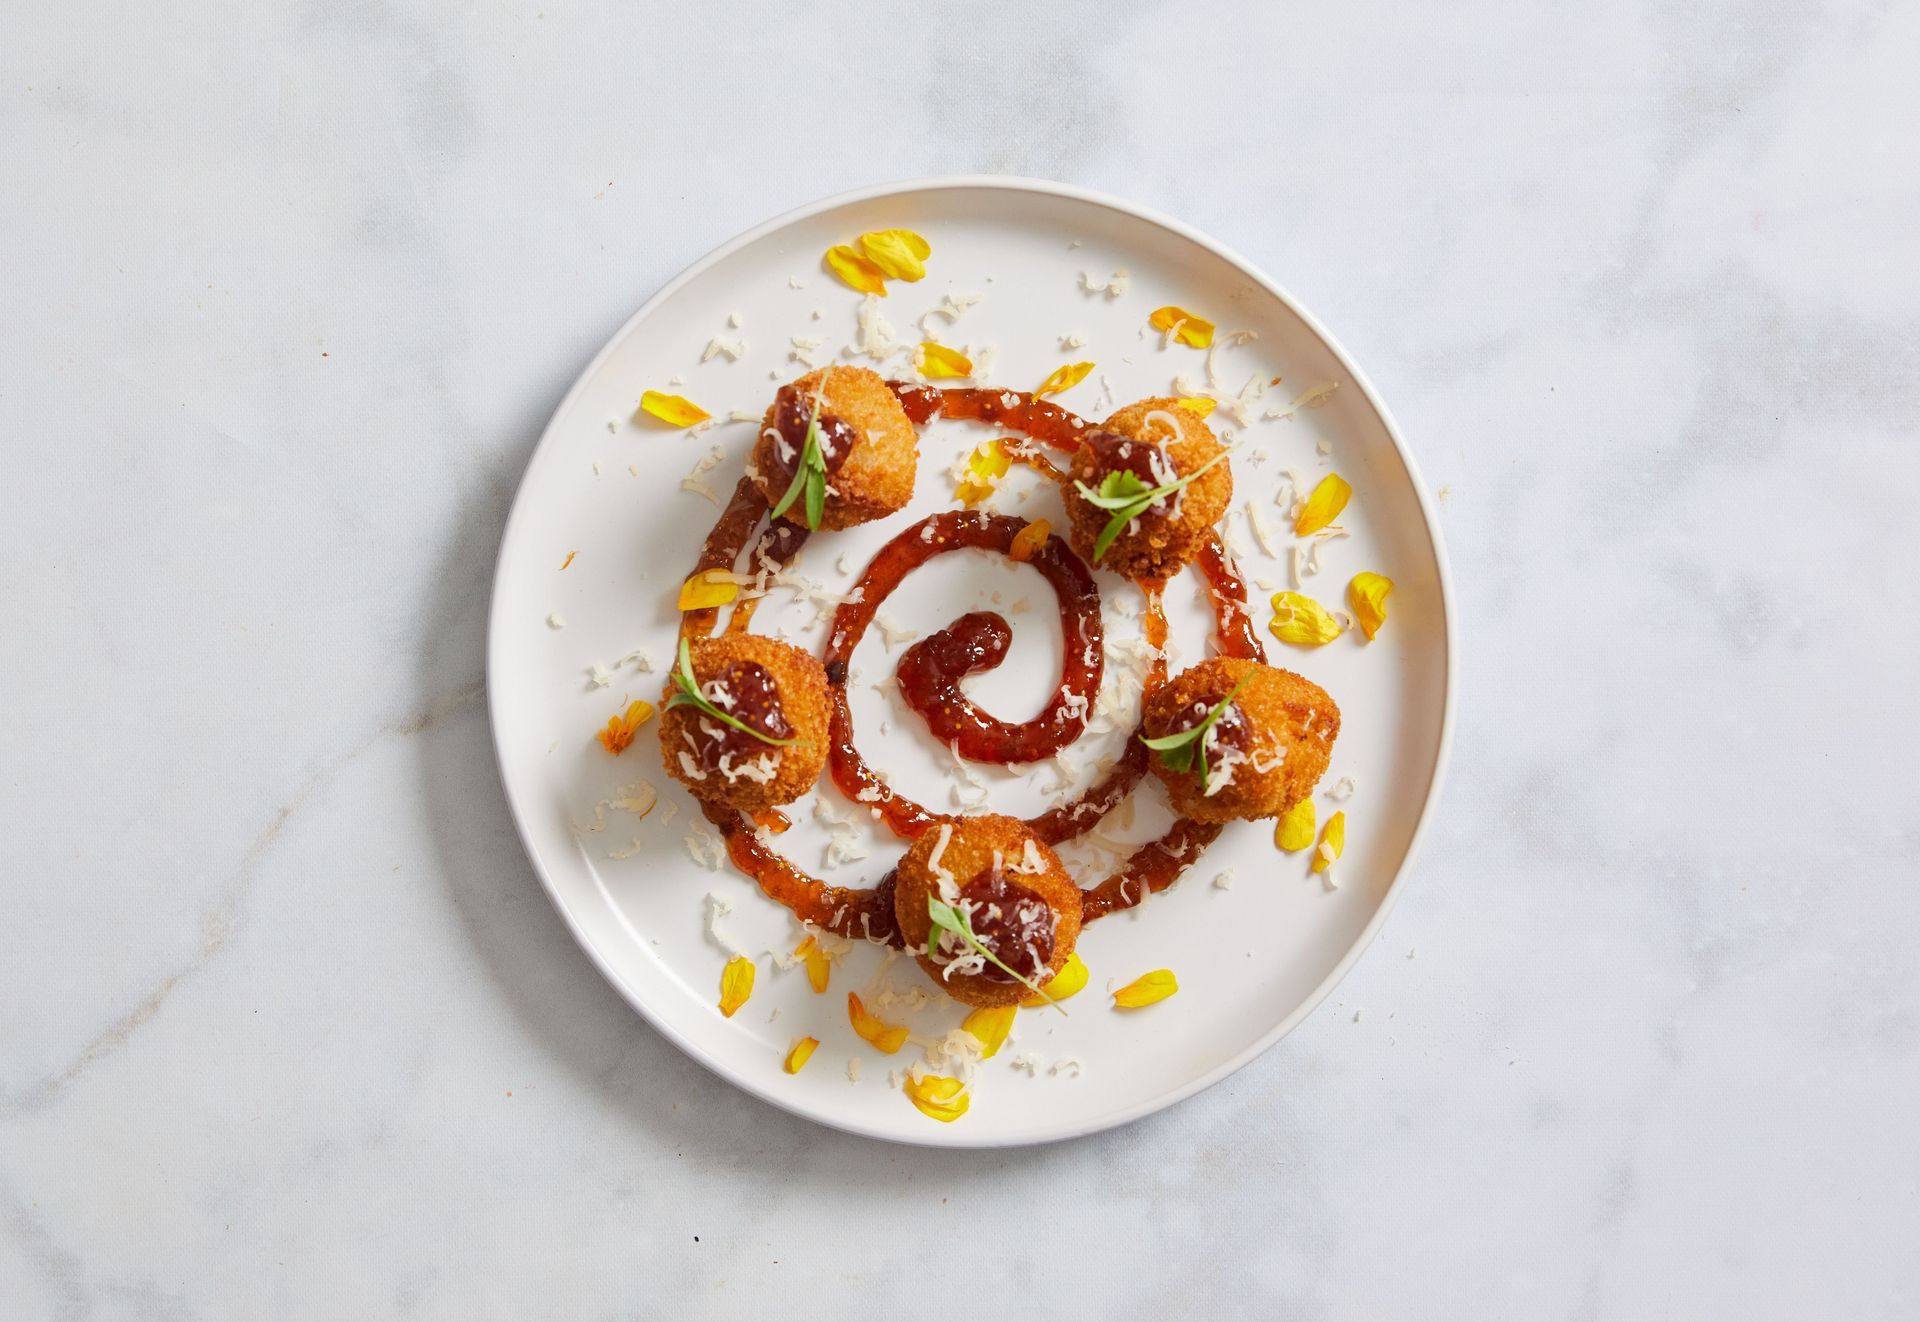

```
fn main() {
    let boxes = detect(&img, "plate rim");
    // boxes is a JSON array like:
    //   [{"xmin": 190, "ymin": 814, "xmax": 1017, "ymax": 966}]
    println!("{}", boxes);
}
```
[{"xmin": 485, "ymin": 174, "xmax": 1458, "ymax": 1148}]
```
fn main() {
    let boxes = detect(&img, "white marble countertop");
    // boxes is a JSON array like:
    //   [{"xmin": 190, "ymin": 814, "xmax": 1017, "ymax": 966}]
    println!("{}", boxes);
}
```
[{"xmin": 5, "ymin": 2, "xmax": 1917, "ymax": 1316}]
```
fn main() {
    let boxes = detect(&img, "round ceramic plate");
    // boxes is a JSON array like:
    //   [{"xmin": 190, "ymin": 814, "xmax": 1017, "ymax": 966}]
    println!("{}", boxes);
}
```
[{"xmin": 488, "ymin": 177, "xmax": 1454, "ymax": 1147}]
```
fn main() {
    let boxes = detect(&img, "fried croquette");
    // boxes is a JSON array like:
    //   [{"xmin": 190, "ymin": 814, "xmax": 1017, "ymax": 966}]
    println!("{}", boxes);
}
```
[
  {"xmin": 893, "ymin": 814, "xmax": 1084, "ymax": 1009},
  {"xmin": 1141, "ymin": 657, "xmax": 1339, "ymax": 824},
  {"xmin": 659, "ymin": 633, "xmax": 829, "ymax": 810},
  {"xmin": 1062, "ymin": 397, "xmax": 1233, "ymax": 579},
  {"xmin": 753, "ymin": 366, "xmax": 918, "ymax": 531}
]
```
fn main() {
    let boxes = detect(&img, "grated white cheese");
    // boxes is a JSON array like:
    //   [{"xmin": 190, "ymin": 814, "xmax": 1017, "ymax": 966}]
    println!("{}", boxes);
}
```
[
  {"xmin": 546, "ymin": 613, "xmax": 566, "ymax": 629},
  {"xmin": 680, "ymin": 445, "xmax": 726, "ymax": 504},
  {"xmin": 1213, "ymin": 868, "xmax": 1234, "ymax": 890},
  {"xmin": 874, "ymin": 614, "xmax": 918, "ymax": 649},
  {"xmin": 1060, "ymin": 331, "xmax": 1086, "ymax": 350},
  {"xmin": 701, "ymin": 334, "xmax": 747, "ymax": 363},
  {"xmin": 1263, "ymin": 380, "xmax": 1340, "ymax": 421},
  {"xmin": 1328, "ymin": 775, "xmax": 1357, "ymax": 801}
]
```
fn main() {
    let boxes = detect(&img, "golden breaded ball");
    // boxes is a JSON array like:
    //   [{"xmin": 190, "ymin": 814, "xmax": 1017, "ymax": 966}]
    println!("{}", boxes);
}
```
[
  {"xmin": 892, "ymin": 815, "xmax": 1084, "ymax": 1009},
  {"xmin": 1062, "ymin": 398, "xmax": 1233, "ymax": 580},
  {"xmin": 1141, "ymin": 657, "xmax": 1339, "ymax": 823},
  {"xmin": 659, "ymin": 633, "xmax": 829, "ymax": 810},
  {"xmin": 753, "ymin": 366, "xmax": 918, "ymax": 530}
]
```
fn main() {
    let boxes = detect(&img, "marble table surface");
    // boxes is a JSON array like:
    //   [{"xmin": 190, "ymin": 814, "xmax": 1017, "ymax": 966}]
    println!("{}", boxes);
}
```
[{"xmin": 4, "ymin": 2, "xmax": 1916, "ymax": 1316}]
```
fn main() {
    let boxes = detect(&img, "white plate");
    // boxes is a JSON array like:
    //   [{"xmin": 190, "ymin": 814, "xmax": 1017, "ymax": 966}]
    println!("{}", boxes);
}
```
[{"xmin": 487, "ymin": 177, "xmax": 1455, "ymax": 1147}]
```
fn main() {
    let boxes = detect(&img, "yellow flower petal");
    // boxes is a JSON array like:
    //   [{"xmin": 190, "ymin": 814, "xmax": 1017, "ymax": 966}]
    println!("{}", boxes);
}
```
[
  {"xmin": 1175, "ymin": 396, "xmax": 1217, "ymax": 417},
  {"xmin": 1275, "ymin": 797, "xmax": 1316, "ymax": 852},
  {"xmin": 783, "ymin": 1036, "xmax": 819, "ymax": 1074},
  {"xmin": 636, "ymin": 391, "xmax": 711, "ymax": 428},
  {"xmin": 847, "ymin": 992, "xmax": 909, "ymax": 1054},
  {"xmin": 1269, "ymin": 591, "xmax": 1344, "ymax": 646},
  {"xmin": 1349, "ymin": 572, "xmax": 1393, "ymax": 641},
  {"xmin": 1148, "ymin": 305, "xmax": 1215, "ymax": 349},
  {"xmin": 596, "ymin": 700, "xmax": 655, "ymax": 755},
  {"xmin": 918, "ymin": 341, "xmax": 973, "ymax": 381},
  {"xmin": 794, "ymin": 936, "xmax": 830, "ymax": 994},
  {"xmin": 955, "ymin": 438, "xmax": 1010, "ymax": 504},
  {"xmin": 857, "ymin": 229, "xmax": 930, "ymax": 281},
  {"xmin": 718, "ymin": 956, "xmax": 755, "ymax": 1018},
  {"xmin": 678, "ymin": 568, "xmax": 740, "ymax": 611},
  {"xmin": 824, "ymin": 244, "xmax": 888, "ymax": 295},
  {"xmin": 1112, "ymin": 969, "xmax": 1179, "ymax": 1009},
  {"xmin": 1008, "ymin": 518, "xmax": 1050, "ymax": 564},
  {"xmin": 1035, "ymin": 361, "xmax": 1095, "ymax": 398},
  {"xmin": 904, "ymin": 1073, "xmax": 970, "ymax": 1123},
  {"xmin": 960, "ymin": 1005, "xmax": 1017, "ymax": 1059},
  {"xmin": 1020, "ymin": 951, "xmax": 1088, "ymax": 1007},
  {"xmin": 1294, "ymin": 473, "xmax": 1352, "ymax": 536},
  {"xmin": 1311, "ymin": 811, "xmax": 1346, "ymax": 874}
]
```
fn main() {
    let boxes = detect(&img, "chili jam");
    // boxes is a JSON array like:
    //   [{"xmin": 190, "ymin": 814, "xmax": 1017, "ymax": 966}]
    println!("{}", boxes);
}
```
[
  {"xmin": 674, "ymin": 381, "xmax": 1268, "ymax": 941},
  {"xmin": 956, "ymin": 866, "xmax": 1055, "ymax": 981},
  {"xmin": 822, "ymin": 510, "xmax": 1103, "ymax": 836},
  {"xmin": 684, "ymin": 659, "xmax": 793, "ymax": 774}
]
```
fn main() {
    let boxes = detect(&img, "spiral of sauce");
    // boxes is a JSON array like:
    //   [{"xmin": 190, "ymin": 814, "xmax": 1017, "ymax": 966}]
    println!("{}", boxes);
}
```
[{"xmin": 684, "ymin": 385, "xmax": 1267, "ymax": 946}]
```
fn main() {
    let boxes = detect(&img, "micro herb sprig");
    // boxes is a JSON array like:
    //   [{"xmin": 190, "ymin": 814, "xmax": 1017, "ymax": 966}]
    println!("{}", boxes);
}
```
[
  {"xmin": 1072, "ymin": 447, "xmax": 1231, "ymax": 561},
  {"xmin": 769, "ymin": 374, "xmax": 831, "ymax": 530},
  {"xmin": 925, "ymin": 894, "xmax": 1068, "ymax": 1016},
  {"xmin": 1140, "ymin": 673, "xmax": 1252, "ymax": 789},
  {"xmin": 664, "ymin": 637, "xmax": 809, "ymax": 747}
]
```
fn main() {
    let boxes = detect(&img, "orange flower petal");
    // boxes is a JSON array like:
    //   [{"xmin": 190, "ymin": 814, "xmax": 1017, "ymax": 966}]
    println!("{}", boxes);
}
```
[
  {"xmin": 847, "ymin": 992, "xmax": 909, "ymax": 1054},
  {"xmin": 824, "ymin": 244, "xmax": 888, "ymax": 296},
  {"xmin": 1008, "ymin": 518, "xmax": 1050, "ymax": 563},
  {"xmin": 1020, "ymin": 951, "xmax": 1089, "ymax": 1007},
  {"xmin": 636, "ymin": 391, "xmax": 711, "ymax": 428},
  {"xmin": 783, "ymin": 1036, "xmax": 819, "ymax": 1074},
  {"xmin": 596, "ymin": 700, "xmax": 655, "ymax": 755},
  {"xmin": 1112, "ymin": 969, "xmax": 1179, "ymax": 1009},
  {"xmin": 904, "ymin": 1073, "xmax": 970, "ymax": 1122},
  {"xmin": 857, "ymin": 229, "xmax": 930, "ymax": 281},
  {"xmin": 1275, "ymin": 797, "xmax": 1316, "ymax": 852},
  {"xmin": 961, "ymin": 1005, "xmax": 1017, "ymax": 1058},
  {"xmin": 1035, "ymin": 361, "xmax": 1095, "ymax": 398},
  {"xmin": 718, "ymin": 955, "xmax": 755, "ymax": 1017},
  {"xmin": 918, "ymin": 341, "xmax": 973, "ymax": 380},
  {"xmin": 1348, "ymin": 572, "xmax": 1393, "ymax": 640},
  {"xmin": 678, "ymin": 569, "xmax": 740, "ymax": 610},
  {"xmin": 1148, "ymin": 306, "xmax": 1215, "ymax": 349},
  {"xmin": 794, "ymin": 936, "xmax": 830, "ymax": 994},
  {"xmin": 956, "ymin": 439, "xmax": 1011, "ymax": 504},
  {"xmin": 1312, "ymin": 811, "xmax": 1346, "ymax": 874},
  {"xmin": 1295, "ymin": 473, "xmax": 1352, "ymax": 536}
]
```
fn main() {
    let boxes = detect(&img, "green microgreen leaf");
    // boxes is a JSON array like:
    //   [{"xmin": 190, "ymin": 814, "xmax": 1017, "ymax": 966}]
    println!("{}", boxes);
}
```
[
  {"xmin": 1072, "ymin": 447, "xmax": 1232, "ymax": 562},
  {"xmin": 925, "ymin": 894, "xmax": 1067, "ymax": 1016},
  {"xmin": 1140, "ymin": 673, "xmax": 1251, "ymax": 789},
  {"xmin": 662, "ymin": 637, "xmax": 810, "ymax": 748},
  {"xmin": 768, "ymin": 382, "xmax": 830, "ymax": 530}
]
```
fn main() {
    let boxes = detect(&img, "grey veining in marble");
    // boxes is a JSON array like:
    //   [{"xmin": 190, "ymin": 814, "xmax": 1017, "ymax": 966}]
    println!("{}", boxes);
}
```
[{"xmin": 3, "ymin": 1, "xmax": 1917, "ymax": 1316}]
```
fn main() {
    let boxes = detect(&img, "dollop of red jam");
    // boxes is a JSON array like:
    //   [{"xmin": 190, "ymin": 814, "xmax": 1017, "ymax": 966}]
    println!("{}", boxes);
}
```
[
  {"xmin": 1165, "ymin": 692, "xmax": 1253, "ymax": 761},
  {"xmin": 763, "ymin": 387, "xmax": 858, "ymax": 490},
  {"xmin": 1082, "ymin": 427, "xmax": 1167, "ymax": 486},
  {"xmin": 957, "ymin": 866, "xmax": 1055, "ymax": 982},
  {"xmin": 688, "ymin": 660, "xmax": 793, "ymax": 774}
]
